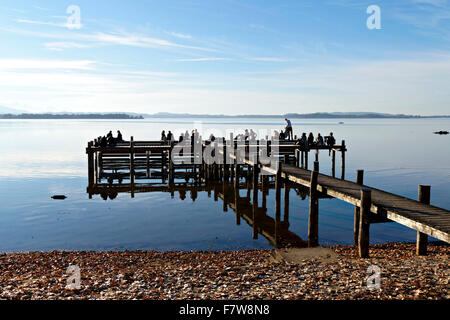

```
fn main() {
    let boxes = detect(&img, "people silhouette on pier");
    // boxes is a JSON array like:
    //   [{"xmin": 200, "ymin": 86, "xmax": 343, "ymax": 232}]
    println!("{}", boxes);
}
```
[
  {"xmin": 117, "ymin": 130, "xmax": 123, "ymax": 142},
  {"xmin": 296, "ymin": 132, "xmax": 307, "ymax": 148},
  {"xmin": 316, "ymin": 133, "xmax": 324, "ymax": 146},
  {"xmin": 285, "ymin": 118, "xmax": 293, "ymax": 140},
  {"xmin": 161, "ymin": 130, "xmax": 167, "ymax": 142}
]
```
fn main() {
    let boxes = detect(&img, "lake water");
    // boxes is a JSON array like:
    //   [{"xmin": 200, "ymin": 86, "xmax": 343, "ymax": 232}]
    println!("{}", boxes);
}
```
[{"xmin": 0, "ymin": 118, "xmax": 449, "ymax": 252}]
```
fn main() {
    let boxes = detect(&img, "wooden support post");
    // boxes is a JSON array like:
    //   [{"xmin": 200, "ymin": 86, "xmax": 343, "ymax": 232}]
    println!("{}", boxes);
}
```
[
  {"xmin": 308, "ymin": 170, "xmax": 319, "ymax": 247},
  {"xmin": 313, "ymin": 161, "xmax": 319, "ymax": 173},
  {"xmin": 331, "ymin": 150, "xmax": 336, "ymax": 177},
  {"xmin": 87, "ymin": 141, "xmax": 94, "ymax": 186},
  {"xmin": 341, "ymin": 140, "xmax": 346, "ymax": 180},
  {"xmin": 130, "ymin": 137, "xmax": 135, "ymax": 198},
  {"xmin": 146, "ymin": 151, "xmax": 150, "ymax": 178},
  {"xmin": 417, "ymin": 185, "xmax": 430, "ymax": 256},
  {"xmin": 295, "ymin": 149, "xmax": 300, "ymax": 167},
  {"xmin": 130, "ymin": 137, "xmax": 134, "ymax": 185},
  {"xmin": 234, "ymin": 164, "xmax": 240, "ymax": 225},
  {"xmin": 275, "ymin": 162, "xmax": 282, "ymax": 220},
  {"xmin": 284, "ymin": 154, "xmax": 289, "ymax": 164},
  {"xmin": 168, "ymin": 148, "xmax": 174, "ymax": 185},
  {"xmin": 305, "ymin": 150, "xmax": 309, "ymax": 170},
  {"xmin": 301, "ymin": 150, "xmax": 304, "ymax": 168},
  {"xmin": 252, "ymin": 163, "xmax": 259, "ymax": 240},
  {"xmin": 353, "ymin": 170, "xmax": 364, "ymax": 247},
  {"xmin": 284, "ymin": 184, "xmax": 290, "ymax": 222},
  {"xmin": 358, "ymin": 188, "xmax": 371, "ymax": 258},
  {"xmin": 315, "ymin": 150, "xmax": 319, "ymax": 162}
]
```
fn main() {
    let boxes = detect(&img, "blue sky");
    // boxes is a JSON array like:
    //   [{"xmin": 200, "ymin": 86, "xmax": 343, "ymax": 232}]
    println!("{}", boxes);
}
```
[{"xmin": 0, "ymin": 0, "xmax": 449, "ymax": 115}]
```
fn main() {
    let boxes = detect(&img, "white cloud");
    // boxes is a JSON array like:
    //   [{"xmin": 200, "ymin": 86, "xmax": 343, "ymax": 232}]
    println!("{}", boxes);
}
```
[
  {"xmin": 44, "ymin": 42, "xmax": 91, "ymax": 51},
  {"xmin": 0, "ymin": 59, "xmax": 96, "ymax": 70},
  {"xmin": 174, "ymin": 57, "xmax": 232, "ymax": 62},
  {"xmin": 248, "ymin": 57, "xmax": 288, "ymax": 62},
  {"xmin": 167, "ymin": 31, "xmax": 193, "ymax": 39}
]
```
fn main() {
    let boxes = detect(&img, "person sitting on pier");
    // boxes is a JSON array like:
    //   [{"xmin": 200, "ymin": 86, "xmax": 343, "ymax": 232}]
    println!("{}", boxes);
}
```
[
  {"xmin": 295, "ymin": 132, "xmax": 307, "ymax": 148},
  {"xmin": 273, "ymin": 130, "xmax": 279, "ymax": 140},
  {"xmin": 244, "ymin": 129, "xmax": 250, "ymax": 140},
  {"xmin": 316, "ymin": 133, "xmax": 325, "ymax": 146},
  {"xmin": 107, "ymin": 131, "xmax": 113, "ymax": 139},
  {"xmin": 307, "ymin": 132, "xmax": 315, "ymax": 146},
  {"xmin": 116, "ymin": 130, "xmax": 123, "ymax": 142},
  {"xmin": 285, "ymin": 118, "xmax": 293, "ymax": 140},
  {"xmin": 178, "ymin": 133, "xmax": 184, "ymax": 142},
  {"xmin": 279, "ymin": 130, "xmax": 286, "ymax": 140},
  {"xmin": 249, "ymin": 129, "xmax": 257, "ymax": 141},
  {"xmin": 161, "ymin": 130, "xmax": 167, "ymax": 142},
  {"xmin": 100, "ymin": 136, "xmax": 108, "ymax": 147},
  {"xmin": 184, "ymin": 130, "xmax": 190, "ymax": 142},
  {"xmin": 325, "ymin": 132, "xmax": 336, "ymax": 155},
  {"xmin": 209, "ymin": 133, "xmax": 216, "ymax": 142}
]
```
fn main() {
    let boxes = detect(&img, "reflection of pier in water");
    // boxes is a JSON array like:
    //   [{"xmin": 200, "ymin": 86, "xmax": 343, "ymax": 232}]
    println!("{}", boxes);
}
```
[{"xmin": 87, "ymin": 178, "xmax": 310, "ymax": 248}]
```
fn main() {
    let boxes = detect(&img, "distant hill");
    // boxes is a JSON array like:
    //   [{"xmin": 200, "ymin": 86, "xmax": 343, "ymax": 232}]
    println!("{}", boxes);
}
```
[
  {"xmin": 0, "ymin": 113, "xmax": 143, "ymax": 119},
  {"xmin": 142, "ymin": 112, "xmax": 449, "ymax": 119}
]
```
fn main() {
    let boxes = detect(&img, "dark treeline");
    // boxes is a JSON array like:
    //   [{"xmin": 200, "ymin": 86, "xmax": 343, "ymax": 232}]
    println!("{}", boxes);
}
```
[{"xmin": 0, "ymin": 113, "xmax": 144, "ymax": 119}]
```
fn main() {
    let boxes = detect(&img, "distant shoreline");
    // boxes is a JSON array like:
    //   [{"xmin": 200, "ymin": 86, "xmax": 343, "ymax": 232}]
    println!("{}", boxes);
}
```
[
  {"xmin": 1, "ymin": 112, "xmax": 450, "ymax": 120},
  {"xmin": 0, "ymin": 113, "xmax": 144, "ymax": 120}
]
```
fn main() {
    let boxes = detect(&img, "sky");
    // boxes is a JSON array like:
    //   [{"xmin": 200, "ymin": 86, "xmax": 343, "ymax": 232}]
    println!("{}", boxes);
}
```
[{"xmin": 0, "ymin": 0, "xmax": 449, "ymax": 115}]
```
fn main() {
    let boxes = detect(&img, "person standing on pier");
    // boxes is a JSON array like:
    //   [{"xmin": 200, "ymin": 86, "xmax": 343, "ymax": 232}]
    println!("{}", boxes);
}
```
[
  {"xmin": 161, "ymin": 130, "xmax": 167, "ymax": 142},
  {"xmin": 285, "ymin": 118, "xmax": 293, "ymax": 140}
]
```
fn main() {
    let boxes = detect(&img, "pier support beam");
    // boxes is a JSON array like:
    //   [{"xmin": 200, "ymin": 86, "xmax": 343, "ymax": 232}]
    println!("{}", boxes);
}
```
[
  {"xmin": 275, "ymin": 162, "xmax": 282, "ymax": 220},
  {"xmin": 353, "ymin": 170, "xmax": 364, "ymax": 247},
  {"xmin": 331, "ymin": 150, "xmax": 336, "ymax": 177},
  {"xmin": 341, "ymin": 140, "xmax": 346, "ymax": 180},
  {"xmin": 358, "ymin": 188, "xmax": 371, "ymax": 258},
  {"xmin": 87, "ymin": 141, "xmax": 94, "ymax": 188},
  {"xmin": 305, "ymin": 150, "xmax": 309, "ymax": 170},
  {"xmin": 417, "ymin": 185, "xmax": 430, "ymax": 256},
  {"xmin": 308, "ymin": 165, "xmax": 319, "ymax": 247}
]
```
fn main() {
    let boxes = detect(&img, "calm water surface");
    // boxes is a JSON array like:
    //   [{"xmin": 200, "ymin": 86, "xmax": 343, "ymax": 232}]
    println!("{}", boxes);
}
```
[{"xmin": 0, "ymin": 118, "xmax": 449, "ymax": 252}]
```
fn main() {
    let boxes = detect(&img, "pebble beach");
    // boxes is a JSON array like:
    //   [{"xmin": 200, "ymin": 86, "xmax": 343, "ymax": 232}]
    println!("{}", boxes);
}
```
[{"xmin": 0, "ymin": 242, "xmax": 448, "ymax": 300}]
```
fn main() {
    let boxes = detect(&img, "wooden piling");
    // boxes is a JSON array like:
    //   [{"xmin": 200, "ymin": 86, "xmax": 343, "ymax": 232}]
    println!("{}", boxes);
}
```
[
  {"xmin": 417, "ymin": 185, "xmax": 431, "ymax": 256},
  {"xmin": 313, "ymin": 161, "xmax": 319, "ymax": 173},
  {"xmin": 308, "ymin": 169, "xmax": 319, "ymax": 247},
  {"xmin": 87, "ymin": 141, "xmax": 94, "ymax": 186},
  {"xmin": 305, "ymin": 150, "xmax": 309, "ymax": 170},
  {"xmin": 341, "ymin": 140, "xmax": 346, "ymax": 180},
  {"xmin": 295, "ymin": 149, "xmax": 300, "ymax": 167},
  {"xmin": 358, "ymin": 188, "xmax": 371, "ymax": 258},
  {"xmin": 275, "ymin": 162, "xmax": 282, "ymax": 219},
  {"xmin": 331, "ymin": 150, "xmax": 336, "ymax": 177},
  {"xmin": 353, "ymin": 170, "xmax": 364, "ymax": 247},
  {"xmin": 130, "ymin": 137, "xmax": 134, "ymax": 185}
]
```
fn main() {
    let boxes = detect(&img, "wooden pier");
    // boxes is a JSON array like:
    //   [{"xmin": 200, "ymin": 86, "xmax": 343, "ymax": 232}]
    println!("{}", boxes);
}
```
[{"xmin": 86, "ymin": 137, "xmax": 450, "ymax": 257}]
